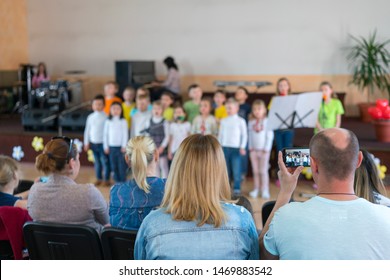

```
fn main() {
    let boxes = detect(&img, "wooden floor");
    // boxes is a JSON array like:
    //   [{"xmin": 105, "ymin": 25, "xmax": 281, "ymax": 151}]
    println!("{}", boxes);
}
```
[{"xmin": 18, "ymin": 162, "xmax": 320, "ymax": 231}]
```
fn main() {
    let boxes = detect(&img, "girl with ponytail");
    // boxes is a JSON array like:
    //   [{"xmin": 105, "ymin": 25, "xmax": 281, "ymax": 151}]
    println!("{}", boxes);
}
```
[{"xmin": 109, "ymin": 136, "xmax": 165, "ymax": 230}]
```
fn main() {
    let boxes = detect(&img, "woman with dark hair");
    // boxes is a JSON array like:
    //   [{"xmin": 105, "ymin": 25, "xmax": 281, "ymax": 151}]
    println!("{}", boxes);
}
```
[
  {"xmin": 27, "ymin": 137, "xmax": 109, "ymax": 233},
  {"xmin": 150, "ymin": 56, "xmax": 180, "ymax": 101},
  {"xmin": 32, "ymin": 62, "xmax": 50, "ymax": 88}
]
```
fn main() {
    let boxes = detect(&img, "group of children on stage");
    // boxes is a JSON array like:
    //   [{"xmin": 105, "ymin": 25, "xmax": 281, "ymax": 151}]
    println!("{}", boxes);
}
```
[{"xmin": 84, "ymin": 78, "xmax": 344, "ymax": 198}]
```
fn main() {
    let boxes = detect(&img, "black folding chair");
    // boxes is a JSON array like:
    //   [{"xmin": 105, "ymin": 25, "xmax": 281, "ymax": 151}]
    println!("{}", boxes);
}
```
[
  {"xmin": 23, "ymin": 221, "xmax": 103, "ymax": 260},
  {"xmin": 101, "ymin": 227, "xmax": 138, "ymax": 260}
]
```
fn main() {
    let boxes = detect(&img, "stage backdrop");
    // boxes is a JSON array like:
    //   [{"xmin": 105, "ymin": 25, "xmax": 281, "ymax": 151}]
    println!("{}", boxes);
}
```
[{"xmin": 27, "ymin": 0, "xmax": 390, "ymax": 76}]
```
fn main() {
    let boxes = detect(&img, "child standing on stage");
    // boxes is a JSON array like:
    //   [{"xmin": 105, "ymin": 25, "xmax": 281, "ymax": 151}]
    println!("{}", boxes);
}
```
[
  {"xmin": 248, "ymin": 100, "xmax": 274, "ymax": 199},
  {"xmin": 147, "ymin": 101, "xmax": 170, "ymax": 178},
  {"xmin": 191, "ymin": 97, "xmax": 218, "ymax": 136},
  {"xmin": 121, "ymin": 86, "xmax": 136, "ymax": 132},
  {"xmin": 235, "ymin": 86, "xmax": 251, "ymax": 180},
  {"xmin": 161, "ymin": 91, "xmax": 175, "ymax": 122},
  {"xmin": 84, "ymin": 95, "xmax": 110, "ymax": 186},
  {"xmin": 103, "ymin": 102, "xmax": 128, "ymax": 183},
  {"xmin": 131, "ymin": 93, "xmax": 152, "ymax": 137},
  {"xmin": 183, "ymin": 84, "xmax": 203, "ymax": 123},
  {"xmin": 218, "ymin": 98, "xmax": 247, "ymax": 195},
  {"xmin": 168, "ymin": 105, "xmax": 191, "ymax": 161},
  {"xmin": 213, "ymin": 90, "xmax": 228, "ymax": 124},
  {"xmin": 103, "ymin": 81, "xmax": 122, "ymax": 115},
  {"xmin": 315, "ymin": 81, "xmax": 344, "ymax": 134}
]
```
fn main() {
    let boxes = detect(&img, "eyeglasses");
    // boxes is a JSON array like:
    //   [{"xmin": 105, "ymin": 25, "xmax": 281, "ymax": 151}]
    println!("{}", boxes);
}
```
[{"xmin": 51, "ymin": 136, "xmax": 74, "ymax": 163}]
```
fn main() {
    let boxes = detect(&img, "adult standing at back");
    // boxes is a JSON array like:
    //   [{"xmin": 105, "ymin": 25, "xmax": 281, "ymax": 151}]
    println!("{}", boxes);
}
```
[
  {"xmin": 135, "ymin": 134, "xmax": 258, "ymax": 260},
  {"xmin": 28, "ymin": 137, "xmax": 109, "ymax": 233},
  {"xmin": 109, "ymin": 136, "xmax": 165, "ymax": 230},
  {"xmin": 259, "ymin": 128, "xmax": 390, "ymax": 259}
]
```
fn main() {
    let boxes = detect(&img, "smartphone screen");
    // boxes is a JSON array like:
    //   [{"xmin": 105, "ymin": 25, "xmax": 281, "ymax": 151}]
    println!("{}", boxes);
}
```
[{"xmin": 282, "ymin": 147, "xmax": 311, "ymax": 167}]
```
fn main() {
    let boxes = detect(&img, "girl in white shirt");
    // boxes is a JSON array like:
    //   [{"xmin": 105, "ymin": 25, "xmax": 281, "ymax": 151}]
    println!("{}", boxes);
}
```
[
  {"xmin": 168, "ymin": 105, "xmax": 191, "ymax": 161},
  {"xmin": 104, "ymin": 102, "xmax": 128, "ymax": 183},
  {"xmin": 248, "ymin": 100, "xmax": 274, "ymax": 199}
]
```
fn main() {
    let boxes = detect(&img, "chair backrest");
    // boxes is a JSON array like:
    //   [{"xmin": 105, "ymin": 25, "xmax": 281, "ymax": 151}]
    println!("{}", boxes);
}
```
[
  {"xmin": 101, "ymin": 227, "xmax": 138, "ymax": 260},
  {"xmin": 261, "ymin": 200, "xmax": 276, "ymax": 227},
  {"xmin": 23, "ymin": 221, "xmax": 103, "ymax": 260},
  {"xmin": 0, "ymin": 206, "xmax": 32, "ymax": 260}
]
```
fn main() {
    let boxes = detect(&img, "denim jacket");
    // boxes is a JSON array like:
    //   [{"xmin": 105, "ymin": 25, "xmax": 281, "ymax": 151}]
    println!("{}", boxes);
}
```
[
  {"xmin": 134, "ymin": 203, "xmax": 259, "ymax": 260},
  {"xmin": 109, "ymin": 177, "xmax": 165, "ymax": 230}
]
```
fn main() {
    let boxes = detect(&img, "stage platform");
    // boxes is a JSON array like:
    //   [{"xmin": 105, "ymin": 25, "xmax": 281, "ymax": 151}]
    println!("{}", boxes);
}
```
[{"xmin": 0, "ymin": 113, "xmax": 389, "ymax": 180}]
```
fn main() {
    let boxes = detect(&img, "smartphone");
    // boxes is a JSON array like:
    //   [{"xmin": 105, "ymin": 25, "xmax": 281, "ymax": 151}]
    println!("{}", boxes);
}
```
[{"xmin": 282, "ymin": 147, "xmax": 311, "ymax": 167}]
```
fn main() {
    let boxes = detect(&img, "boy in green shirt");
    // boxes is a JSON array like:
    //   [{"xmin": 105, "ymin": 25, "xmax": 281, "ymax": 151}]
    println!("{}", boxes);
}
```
[{"xmin": 184, "ymin": 84, "xmax": 203, "ymax": 123}]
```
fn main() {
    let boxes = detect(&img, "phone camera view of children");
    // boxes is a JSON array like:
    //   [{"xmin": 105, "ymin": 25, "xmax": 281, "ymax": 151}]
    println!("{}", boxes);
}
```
[{"xmin": 284, "ymin": 148, "xmax": 310, "ymax": 167}]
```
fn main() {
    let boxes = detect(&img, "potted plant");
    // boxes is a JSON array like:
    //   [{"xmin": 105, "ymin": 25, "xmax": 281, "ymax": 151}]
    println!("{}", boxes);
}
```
[
  {"xmin": 347, "ymin": 30, "xmax": 390, "ymax": 122},
  {"xmin": 368, "ymin": 99, "xmax": 390, "ymax": 142}
]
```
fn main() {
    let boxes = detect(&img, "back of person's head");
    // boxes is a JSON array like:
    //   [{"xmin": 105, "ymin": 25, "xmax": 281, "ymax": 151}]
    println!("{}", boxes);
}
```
[
  {"xmin": 125, "ymin": 136, "xmax": 156, "ymax": 193},
  {"xmin": 35, "ymin": 137, "xmax": 77, "ymax": 175},
  {"xmin": 161, "ymin": 134, "xmax": 232, "ymax": 227},
  {"xmin": 163, "ymin": 56, "xmax": 178, "ymax": 70},
  {"xmin": 231, "ymin": 195, "xmax": 253, "ymax": 215},
  {"xmin": 354, "ymin": 149, "xmax": 387, "ymax": 203},
  {"xmin": 0, "ymin": 156, "xmax": 18, "ymax": 190},
  {"xmin": 309, "ymin": 128, "xmax": 359, "ymax": 181}
]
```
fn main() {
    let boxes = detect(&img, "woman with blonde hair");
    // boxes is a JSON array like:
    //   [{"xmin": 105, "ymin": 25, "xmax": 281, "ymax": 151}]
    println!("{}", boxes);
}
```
[
  {"xmin": 27, "ymin": 136, "xmax": 109, "ymax": 233},
  {"xmin": 354, "ymin": 149, "xmax": 390, "ymax": 206},
  {"xmin": 134, "ymin": 134, "xmax": 259, "ymax": 260},
  {"xmin": 109, "ymin": 136, "xmax": 165, "ymax": 230},
  {"xmin": 0, "ymin": 156, "xmax": 28, "ymax": 209}
]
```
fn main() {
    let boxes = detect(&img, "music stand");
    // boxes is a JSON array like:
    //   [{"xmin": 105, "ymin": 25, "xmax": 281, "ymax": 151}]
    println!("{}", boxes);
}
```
[{"xmin": 267, "ymin": 92, "xmax": 323, "ymax": 131}]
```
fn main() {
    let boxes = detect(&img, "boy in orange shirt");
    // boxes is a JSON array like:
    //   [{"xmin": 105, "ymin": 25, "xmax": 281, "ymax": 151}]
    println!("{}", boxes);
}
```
[{"xmin": 103, "ymin": 81, "xmax": 122, "ymax": 115}]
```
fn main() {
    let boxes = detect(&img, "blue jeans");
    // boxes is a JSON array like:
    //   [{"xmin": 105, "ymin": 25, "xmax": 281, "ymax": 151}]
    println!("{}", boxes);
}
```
[
  {"xmin": 90, "ymin": 143, "xmax": 110, "ymax": 181},
  {"xmin": 223, "ymin": 147, "xmax": 241, "ymax": 192},
  {"xmin": 109, "ymin": 147, "xmax": 127, "ymax": 183},
  {"xmin": 274, "ymin": 129, "xmax": 295, "ymax": 153}
]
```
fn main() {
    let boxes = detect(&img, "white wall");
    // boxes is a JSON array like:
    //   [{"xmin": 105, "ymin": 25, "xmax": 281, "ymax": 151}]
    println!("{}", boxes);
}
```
[{"xmin": 27, "ymin": 0, "xmax": 390, "ymax": 76}]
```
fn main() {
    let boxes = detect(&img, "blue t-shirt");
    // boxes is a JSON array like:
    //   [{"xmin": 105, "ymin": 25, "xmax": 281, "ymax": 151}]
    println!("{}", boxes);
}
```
[
  {"xmin": 0, "ymin": 192, "xmax": 21, "ymax": 207},
  {"xmin": 109, "ymin": 177, "xmax": 165, "ymax": 230}
]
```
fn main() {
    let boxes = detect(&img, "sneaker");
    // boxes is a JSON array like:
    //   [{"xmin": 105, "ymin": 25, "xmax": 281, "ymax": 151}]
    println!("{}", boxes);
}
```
[
  {"xmin": 249, "ymin": 189, "xmax": 259, "ymax": 198},
  {"xmin": 261, "ymin": 189, "xmax": 270, "ymax": 199}
]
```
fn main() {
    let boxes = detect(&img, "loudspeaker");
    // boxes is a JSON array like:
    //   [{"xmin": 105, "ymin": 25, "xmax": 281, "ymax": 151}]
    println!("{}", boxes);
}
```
[
  {"xmin": 22, "ymin": 109, "xmax": 56, "ymax": 131},
  {"xmin": 59, "ymin": 109, "xmax": 92, "ymax": 131}
]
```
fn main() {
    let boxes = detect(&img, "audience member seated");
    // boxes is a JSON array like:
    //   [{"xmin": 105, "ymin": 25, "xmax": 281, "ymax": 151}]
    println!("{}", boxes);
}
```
[
  {"xmin": 134, "ymin": 134, "xmax": 259, "ymax": 260},
  {"xmin": 0, "ymin": 156, "xmax": 28, "ymax": 209},
  {"xmin": 354, "ymin": 149, "xmax": 390, "ymax": 206},
  {"xmin": 109, "ymin": 136, "xmax": 165, "ymax": 230},
  {"xmin": 27, "ymin": 137, "xmax": 109, "ymax": 233},
  {"xmin": 259, "ymin": 128, "xmax": 390, "ymax": 260}
]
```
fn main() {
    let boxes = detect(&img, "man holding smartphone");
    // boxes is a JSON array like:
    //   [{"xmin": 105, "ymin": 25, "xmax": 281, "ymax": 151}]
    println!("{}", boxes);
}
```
[{"xmin": 259, "ymin": 128, "xmax": 390, "ymax": 260}]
